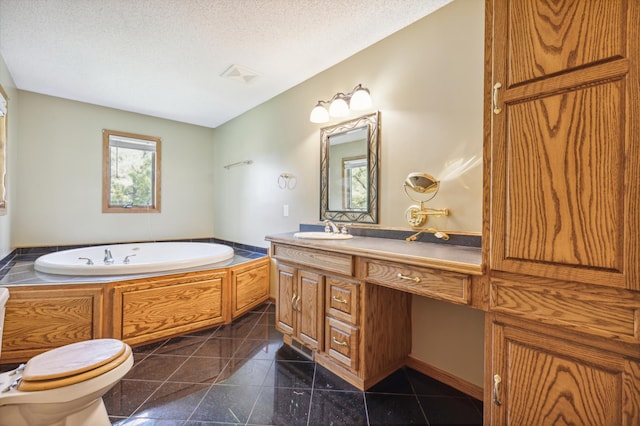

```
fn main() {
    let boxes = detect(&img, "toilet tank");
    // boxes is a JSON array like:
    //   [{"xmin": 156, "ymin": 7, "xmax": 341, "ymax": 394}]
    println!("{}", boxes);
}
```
[{"xmin": 0, "ymin": 287, "xmax": 8, "ymax": 358}]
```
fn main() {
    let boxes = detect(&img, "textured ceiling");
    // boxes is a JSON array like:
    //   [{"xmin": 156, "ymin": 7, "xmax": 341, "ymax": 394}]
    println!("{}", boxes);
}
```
[{"xmin": 0, "ymin": 0, "xmax": 453, "ymax": 128}]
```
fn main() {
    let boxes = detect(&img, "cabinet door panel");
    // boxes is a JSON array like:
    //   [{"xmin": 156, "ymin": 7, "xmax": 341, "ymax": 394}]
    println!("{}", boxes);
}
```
[
  {"xmin": 506, "ymin": 0, "xmax": 625, "ymax": 86},
  {"xmin": 276, "ymin": 264, "xmax": 295, "ymax": 336},
  {"xmin": 232, "ymin": 260, "xmax": 269, "ymax": 319},
  {"xmin": 489, "ymin": 0, "xmax": 640, "ymax": 290},
  {"xmin": 490, "ymin": 319, "xmax": 640, "ymax": 425},
  {"xmin": 506, "ymin": 83, "xmax": 623, "ymax": 272},
  {"xmin": 1, "ymin": 287, "xmax": 102, "ymax": 362},
  {"xmin": 119, "ymin": 278, "xmax": 224, "ymax": 344},
  {"xmin": 297, "ymin": 270, "xmax": 324, "ymax": 350}
]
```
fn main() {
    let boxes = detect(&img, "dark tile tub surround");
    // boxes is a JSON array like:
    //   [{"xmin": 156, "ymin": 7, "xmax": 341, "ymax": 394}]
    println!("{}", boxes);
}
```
[
  {"xmin": 0, "ymin": 302, "xmax": 484, "ymax": 425},
  {"xmin": 299, "ymin": 223, "xmax": 482, "ymax": 247}
]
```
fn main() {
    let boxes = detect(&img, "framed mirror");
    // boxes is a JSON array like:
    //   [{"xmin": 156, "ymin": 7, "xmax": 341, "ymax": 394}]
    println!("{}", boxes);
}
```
[{"xmin": 320, "ymin": 112, "xmax": 379, "ymax": 223}]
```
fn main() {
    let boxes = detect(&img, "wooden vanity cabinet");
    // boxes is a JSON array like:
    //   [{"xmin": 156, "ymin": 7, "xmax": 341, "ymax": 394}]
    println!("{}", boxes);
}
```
[
  {"xmin": 272, "ymin": 243, "xmax": 414, "ymax": 390},
  {"xmin": 273, "ymin": 243, "xmax": 354, "ymax": 353},
  {"xmin": 485, "ymin": 0, "xmax": 640, "ymax": 423}
]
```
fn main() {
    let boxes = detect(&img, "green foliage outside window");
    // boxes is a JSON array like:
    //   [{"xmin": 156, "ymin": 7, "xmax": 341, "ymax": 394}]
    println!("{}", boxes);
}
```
[{"xmin": 110, "ymin": 147, "xmax": 154, "ymax": 207}]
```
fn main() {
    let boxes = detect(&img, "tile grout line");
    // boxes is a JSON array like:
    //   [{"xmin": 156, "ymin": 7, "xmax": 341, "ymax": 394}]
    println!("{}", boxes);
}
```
[
  {"xmin": 126, "ymin": 330, "xmax": 217, "ymax": 421},
  {"xmin": 183, "ymin": 307, "xmax": 268, "ymax": 425}
]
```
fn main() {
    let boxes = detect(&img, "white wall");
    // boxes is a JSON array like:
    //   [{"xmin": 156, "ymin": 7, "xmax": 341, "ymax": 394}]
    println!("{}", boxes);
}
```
[
  {"xmin": 212, "ymin": 0, "xmax": 485, "ymax": 387},
  {"xmin": 0, "ymin": 53, "xmax": 18, "ymax": 259},
  {"xmin": 14, "ymin": 92, "xmax": 216, "ymax": 247}
]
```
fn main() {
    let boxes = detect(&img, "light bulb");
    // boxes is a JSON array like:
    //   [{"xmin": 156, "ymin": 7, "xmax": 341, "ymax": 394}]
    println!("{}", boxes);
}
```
[
  {"xmin": 309, "ymin": 103, "xmax": 329, "ymax": 123},
  {"xmin": 329, "ymin": 96, "xmax": 349, "ymax": 117},
  {"xmin": 350, "ymin": 87, "xmax": 372, "ymax": 110}
]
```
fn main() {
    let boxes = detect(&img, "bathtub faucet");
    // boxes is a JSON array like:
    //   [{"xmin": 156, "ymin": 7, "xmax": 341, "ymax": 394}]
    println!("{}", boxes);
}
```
[
  {"xmin": 104, "ymin": 249, "xmax": 114, "ymax": 265},
  {"xmin": 123, "ymin": 254, "xmax": 136, "ymax": 264}
]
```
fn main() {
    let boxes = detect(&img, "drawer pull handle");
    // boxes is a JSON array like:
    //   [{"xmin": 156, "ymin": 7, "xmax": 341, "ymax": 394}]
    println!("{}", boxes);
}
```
[
  {"xmin": 332, "ymin": 295, "xmax": 348, "ymax": 304},
  {"xmin": 397, "ymin": 273, "xmax": 421, "ymax": 283},
  {"xmin": 493, "ymin": 374, "xmax": 502, "ymax": 406},
  {"xmin": 332, "ymin": 337, "xmax": 348, "ymax": 346}
]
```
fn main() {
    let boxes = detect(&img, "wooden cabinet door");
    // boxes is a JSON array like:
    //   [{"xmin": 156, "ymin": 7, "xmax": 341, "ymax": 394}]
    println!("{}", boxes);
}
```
[
  {"xmin": 1, "ymin": 286, "xmax": 103, "ymax": 362},
  {"xmin": 489, "ymin": 316, "xmax": 640, "ymax": 425},
  {"xmin": 113, "ymin": 271, "xmax": 226, "ymax": 345},
  {"xmin": 488, "ymin": 0, "xmax": 640, "ymax": 290},
  {"xmin": 275, "ymin": 264, "xmax": 295, "ymax": 336},
  {"xmin": 231, "ymin": 258, "xmax": 269, "ymax": 319},
  {"xmin": 296, "ymin": 269, "xmax": 324, "ymax": 350}
]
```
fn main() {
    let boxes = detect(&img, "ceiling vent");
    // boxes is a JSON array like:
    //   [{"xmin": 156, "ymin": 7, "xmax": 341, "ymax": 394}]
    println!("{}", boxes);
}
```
[{"xmin": 220, "ymin": 64, "xmax": 260, "ymax": 84}]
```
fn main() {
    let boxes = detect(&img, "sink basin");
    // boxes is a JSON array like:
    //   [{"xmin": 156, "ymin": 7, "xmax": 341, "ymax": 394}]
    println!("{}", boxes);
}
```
[{"xmin": 293, "ymin": 232, "xmax": 354, "ymax": 240}]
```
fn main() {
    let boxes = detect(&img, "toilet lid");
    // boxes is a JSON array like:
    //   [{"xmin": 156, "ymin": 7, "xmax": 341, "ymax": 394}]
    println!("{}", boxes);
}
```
[
  {"xmin": 22, "ymin": 339, "xmax": 127, "ymax": 381},
  {"xmin": 18, "ymin": 343, "xmax": 132, "ymax": 392}
]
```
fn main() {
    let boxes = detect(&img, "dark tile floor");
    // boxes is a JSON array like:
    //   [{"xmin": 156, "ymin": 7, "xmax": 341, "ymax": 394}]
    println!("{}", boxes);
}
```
[{"xmin": 1, "ymin": 301, "xmax": 483, "ymax": 425}]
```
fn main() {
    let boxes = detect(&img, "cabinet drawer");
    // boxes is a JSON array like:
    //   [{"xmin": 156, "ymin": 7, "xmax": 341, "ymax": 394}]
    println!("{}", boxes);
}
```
[
  {"xmin": 325, "ymin": 317, "xmax": 359, "ymax": 371},
  {"xmin": 362, "ymin": 259, "xmax": 471, "ymax": 305},
  {"xmin": 272, "ymin": 243, "xmax": 353, "ymax": 276},
  {"xmin": 326, "ymin": 278, "xmax": 359, "ymax": 325}
]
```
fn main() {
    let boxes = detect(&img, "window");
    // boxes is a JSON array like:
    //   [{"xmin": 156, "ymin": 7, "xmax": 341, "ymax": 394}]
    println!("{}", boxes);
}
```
[
  {"xmin": 0, "ymin": 85, "xmax": 7, "ymax": 215},
  {"xmin": 102, "ymin": 129, "xmax": 161, "ymax": 213},
  {"xmin": 342, "ymin": 156, "xmax": 367, "ymax": 210}
]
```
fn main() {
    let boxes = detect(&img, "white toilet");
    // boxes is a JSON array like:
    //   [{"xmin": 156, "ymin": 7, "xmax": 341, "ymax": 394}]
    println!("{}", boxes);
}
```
[{"xmin": 0, "ymin": 287, "xmax": 134, "ymax": 426}]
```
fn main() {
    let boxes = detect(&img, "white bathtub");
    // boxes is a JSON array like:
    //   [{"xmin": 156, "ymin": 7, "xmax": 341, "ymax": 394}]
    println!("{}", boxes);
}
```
[{"xmin": 34, "ymin": 242, "xmax": 235, "ymax": 276}]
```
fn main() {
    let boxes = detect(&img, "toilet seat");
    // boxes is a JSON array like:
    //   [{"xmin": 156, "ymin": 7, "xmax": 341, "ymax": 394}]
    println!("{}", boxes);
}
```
[{"xmin": 17, "ymin": 339, "xmax": 131, "ymax": 392}]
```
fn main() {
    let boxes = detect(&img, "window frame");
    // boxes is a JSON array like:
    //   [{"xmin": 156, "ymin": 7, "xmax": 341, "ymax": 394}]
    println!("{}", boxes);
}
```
[{"xmin": 102, "ymin": 129, "xmax": 161, "ymax": 213}]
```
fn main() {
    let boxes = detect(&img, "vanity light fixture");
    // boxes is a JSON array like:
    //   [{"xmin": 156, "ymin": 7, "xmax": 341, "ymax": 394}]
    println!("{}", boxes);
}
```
[{"xmin": 309, "ymin": 84, "xmax": 372, "ymax": 123}]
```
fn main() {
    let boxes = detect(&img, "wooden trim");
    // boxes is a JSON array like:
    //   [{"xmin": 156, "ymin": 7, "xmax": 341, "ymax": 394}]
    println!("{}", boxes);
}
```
[
  {"xmin": 102, "ymin": 129, "xmax": 161, "ymax": 213},
  {"xmin": 406, "ymin": 356, "xmax": 483, "ymax": 401}
]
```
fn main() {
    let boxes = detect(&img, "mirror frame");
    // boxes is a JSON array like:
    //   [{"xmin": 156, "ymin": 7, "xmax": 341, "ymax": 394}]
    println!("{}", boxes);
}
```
[{"xmin": 320, "ymin": 111, "xmax": 379, "ymax": 223}]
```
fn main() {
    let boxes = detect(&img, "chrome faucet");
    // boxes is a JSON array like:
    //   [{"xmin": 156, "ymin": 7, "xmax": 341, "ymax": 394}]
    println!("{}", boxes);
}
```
[
  {"xmin": 324, "ymin": 220, "xmax": 340, "ymax": 233},
  {"xmin": 123, "ymin": 254, "xmax": 136, "ymax": 264},
  {"xmin": 104, "ymin": 249, "xmax": 114, "ymax": 264}
]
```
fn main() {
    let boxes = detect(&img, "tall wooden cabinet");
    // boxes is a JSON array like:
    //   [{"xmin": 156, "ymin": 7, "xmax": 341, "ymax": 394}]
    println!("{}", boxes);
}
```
[{"xmin": 486, "ymin": 0, "xmax": 640, "ymax": 424}]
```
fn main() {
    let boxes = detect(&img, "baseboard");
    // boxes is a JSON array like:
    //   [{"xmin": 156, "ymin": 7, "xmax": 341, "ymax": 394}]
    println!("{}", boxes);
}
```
[{"xmin": 406, "ymin": 356, "xmax": 483, "ymax": 401}]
